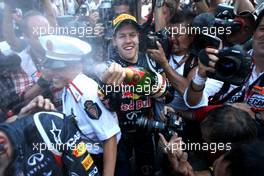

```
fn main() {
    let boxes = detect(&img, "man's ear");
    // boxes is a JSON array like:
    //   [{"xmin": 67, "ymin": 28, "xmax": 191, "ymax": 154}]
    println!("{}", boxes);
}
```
[
  {"xmin": 0, "ymin": 135, "xmax": 7, "ymax": 154},
  {"xmin": 112, "ymin": 36, "xmax": 117, "ymax": 46}
]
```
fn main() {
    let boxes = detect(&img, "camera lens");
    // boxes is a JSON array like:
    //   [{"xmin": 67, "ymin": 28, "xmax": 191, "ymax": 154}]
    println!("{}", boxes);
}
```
[
  {"xmin": 217, "ymin": 57, "xmax": 239, "ymax": 77},
  {"xmin": 136, "ymin": 117, "xmax": 165, "ymax": 133}
]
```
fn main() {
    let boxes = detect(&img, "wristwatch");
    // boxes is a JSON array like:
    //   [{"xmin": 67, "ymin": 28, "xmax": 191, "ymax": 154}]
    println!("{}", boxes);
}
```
[{"xmin": 155, "ymin": 0, "xmax": 165, "ymax": 7}]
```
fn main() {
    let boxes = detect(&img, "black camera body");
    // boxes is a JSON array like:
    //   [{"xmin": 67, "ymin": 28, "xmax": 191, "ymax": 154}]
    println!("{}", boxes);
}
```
[
  {"xmin": 190, "ymin": 34, "xmax": 222, "ymax": 56},
  {"xmin": 79, "ymin": 4, "xmax": 89, "ymax": 16},
  {"xmin": 190, "ymin": 31, "xmax": 252, "ymax": 86},
  {"xmin": 199, "ymin": 45, "xmax": 252, "ymax": 86},
  {"xmin": 136, "ymin": 111, "xmax": 184, "ymax": 137},
  {"xmin": 216, "ymin": 3, "xmax": 236, "ymax": 19},
  {"xmin": 145, "ymin": 28, "xmax": 171, "ymax": 57},
  {"xmin": 146, "ymin": 33, "xmax": 160, "ymax": 50},
  {"xmin": 215, "ymin": 4, "xmax": 243, "ymax": 35}
]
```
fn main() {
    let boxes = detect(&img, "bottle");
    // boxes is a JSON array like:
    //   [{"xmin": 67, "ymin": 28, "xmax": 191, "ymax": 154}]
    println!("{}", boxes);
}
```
[
  {"xmin": 91, "ymin": 62, "xmax": 167, "ymax": 97},
  {"xmin": 124, "ymin": 66, "xmax": 167, "ymax": 97}
]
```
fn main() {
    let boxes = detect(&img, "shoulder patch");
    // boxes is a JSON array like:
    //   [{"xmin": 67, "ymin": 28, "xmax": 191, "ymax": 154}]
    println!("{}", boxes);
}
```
[{"xmin": 84, "ymin": 100, "xmax": 102, "ymax": 120}]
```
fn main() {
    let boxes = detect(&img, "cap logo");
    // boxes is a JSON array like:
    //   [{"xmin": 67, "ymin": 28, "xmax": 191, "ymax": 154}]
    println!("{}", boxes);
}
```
[
  {"xmin": 113, "ymin": 14, "xmax": 137, "ymax": 27},
  {"xmin": 46, "ymin": 40, "xmax": 54, "ymax": 52}
]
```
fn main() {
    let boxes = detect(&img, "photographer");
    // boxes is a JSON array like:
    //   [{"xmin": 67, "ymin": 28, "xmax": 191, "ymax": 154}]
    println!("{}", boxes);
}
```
[
  {"xmin": 147, "ymin": 8, "xmax": 197, "ymax": 111},
  {"xmin": 2, "ymin": 0, "xmax": 57, "ymax": 52},
  {"xmin": 184, "ymin": 9, "xmax": 264, "ymax": 115},
  {"xmin": 13, "ymin": 11, "xmax": 58, "ymax": 105},
  {"xmin": 1, "ymin": 6, "xmax": 63, "ymax": 110}
]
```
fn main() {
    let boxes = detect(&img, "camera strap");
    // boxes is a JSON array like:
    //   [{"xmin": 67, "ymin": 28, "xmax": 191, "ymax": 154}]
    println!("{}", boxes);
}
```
[
  {"xmin": 209, "ymin": 72, "xmax": 264, "ymax": 105},
  {"xmin": 244, "ymin": 73, "xmax": 264, "ymax": 100},
  {"xmin": 170, "ymin": 54, "xmax": 188, "ymax": 68},
  {"xmin": 208, "ymin": 83, "xmax": 233, "ymax": 105},
  {"xmin": 183, "ymin": 54, "xmax": 198, "ymax": 77}
]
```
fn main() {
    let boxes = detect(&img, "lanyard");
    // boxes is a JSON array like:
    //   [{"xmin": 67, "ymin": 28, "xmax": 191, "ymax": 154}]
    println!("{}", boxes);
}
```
[
  {"xmin": 244, "ymin": 70, "xmax": 264, "ymax": 101},
  {"xmin": 170, "ymin": 54, "xmax": 188, "ymax": 69}
]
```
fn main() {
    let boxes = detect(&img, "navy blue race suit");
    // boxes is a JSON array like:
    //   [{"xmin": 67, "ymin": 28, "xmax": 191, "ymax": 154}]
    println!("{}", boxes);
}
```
[
  {"xmin": 0, "ymin": 111, "xmax": 100, "ymax": 176},
  {"xmin": 98, "ymin": 52, "xmax": 173, "ymax": 176}
]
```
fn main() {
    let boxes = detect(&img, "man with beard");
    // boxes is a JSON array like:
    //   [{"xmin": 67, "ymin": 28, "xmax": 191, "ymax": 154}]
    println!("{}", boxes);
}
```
[{"xmin": 147, "ymin": 9, "xmax": 197, "ymax": 111}]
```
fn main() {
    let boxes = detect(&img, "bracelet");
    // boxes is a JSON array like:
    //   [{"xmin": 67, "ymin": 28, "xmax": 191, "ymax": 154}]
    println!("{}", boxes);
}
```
[
  {"xmin": 192, "ymin": 71, "xmax": 207, "ymax": 86},
  {"xmin": 37, "ymin": 77, "xmax": 51, "ymax": 89},
  {"xmin": 190, "ymin": 80, "xmax": 205, "ymax": 92}
]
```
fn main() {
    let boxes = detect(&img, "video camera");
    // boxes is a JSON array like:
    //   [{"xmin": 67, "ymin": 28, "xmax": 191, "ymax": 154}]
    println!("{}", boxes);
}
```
[
  {"xmin": 4, "ymin": 0, "xmax": 43, "ymax": 12},
  {"xmin": 189, "ymin": 3, "xmax": 254, "ymax": 86},
  {"xmin": 198, "ymin": 44, "xmax": 252, "ymax": 86},
  {"xmin": 136, "ymin": 111, "xmax": 184, "ymax": 138}
]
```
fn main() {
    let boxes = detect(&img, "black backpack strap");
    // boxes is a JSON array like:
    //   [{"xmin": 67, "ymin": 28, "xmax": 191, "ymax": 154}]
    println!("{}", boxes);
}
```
[
  {"xmin": 183, "ymin": 54, "xmax": 198, "ymax": 77},
  {"xmin": 247, "ymin": 73, "xmax": 264, "ymax": 91},
  {"xmin": 209, "ymin": 72, "xmax": 264, "ymax": 105},
  {"xmin": 208, "ymin": 83, "xmax": 240, "ymax": 105}
]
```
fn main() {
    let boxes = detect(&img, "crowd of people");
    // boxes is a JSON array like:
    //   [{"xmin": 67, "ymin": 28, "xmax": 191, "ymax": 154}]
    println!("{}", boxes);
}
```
[{"xmin": 0, "ymin": 0, "xmax": 264, "ymax": 176}]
